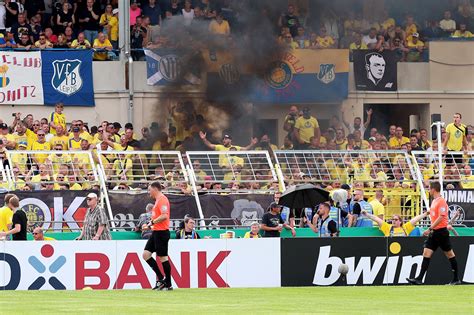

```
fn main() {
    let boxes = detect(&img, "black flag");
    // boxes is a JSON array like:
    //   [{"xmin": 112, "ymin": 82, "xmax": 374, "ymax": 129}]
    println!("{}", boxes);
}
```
[{"xmin": 353, "ymin": 50, "xmax": 397, "ymax": 91}]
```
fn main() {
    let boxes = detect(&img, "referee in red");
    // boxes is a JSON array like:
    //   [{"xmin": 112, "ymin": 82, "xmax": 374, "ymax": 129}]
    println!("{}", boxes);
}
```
[
  {"xmin": 142, "ymin": 182, "xmax": 173, "ymax": 291},
  {"xmin": 407, "ymin": 182, "xmax": 461, "ymax": 285}
]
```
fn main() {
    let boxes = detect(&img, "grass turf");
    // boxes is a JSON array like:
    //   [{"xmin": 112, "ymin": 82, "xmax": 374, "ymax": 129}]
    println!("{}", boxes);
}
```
[{"xmin": 0, "ymin": 286, "xmax": 472, "ymax": 314}]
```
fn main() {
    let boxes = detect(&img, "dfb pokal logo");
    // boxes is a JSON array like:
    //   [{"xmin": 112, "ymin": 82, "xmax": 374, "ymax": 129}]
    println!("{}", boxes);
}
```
[
  {"xmin": 52, "ymin": 59, "xmax": 83, "ymax": 96},
  {"xmin": 28, "ymin": 244, "xmax": 66, "ymax": 290}
]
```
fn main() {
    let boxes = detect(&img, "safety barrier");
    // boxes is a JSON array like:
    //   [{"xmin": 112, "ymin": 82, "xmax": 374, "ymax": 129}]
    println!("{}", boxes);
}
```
[{"xmin": 1, "ymin": 149, "xmax": 472, "ymax": 227}]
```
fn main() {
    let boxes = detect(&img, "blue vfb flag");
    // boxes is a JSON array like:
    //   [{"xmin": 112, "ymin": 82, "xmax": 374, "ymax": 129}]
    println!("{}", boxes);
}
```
[{"xmin": 41, "ymin": 50, "xmax": 95, "ymax": 106}]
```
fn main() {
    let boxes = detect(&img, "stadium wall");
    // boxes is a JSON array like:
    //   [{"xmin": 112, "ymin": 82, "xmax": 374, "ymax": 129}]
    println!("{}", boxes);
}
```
[{"xmin": 1, "ymin": 237, "xmax": 473, "ymax": 290}]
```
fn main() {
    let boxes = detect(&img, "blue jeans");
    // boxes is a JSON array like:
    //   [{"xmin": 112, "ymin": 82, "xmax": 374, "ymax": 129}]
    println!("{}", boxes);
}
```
[{"xmin": 84, "ymin": 30, "xmax": 98, "ymax": 45}]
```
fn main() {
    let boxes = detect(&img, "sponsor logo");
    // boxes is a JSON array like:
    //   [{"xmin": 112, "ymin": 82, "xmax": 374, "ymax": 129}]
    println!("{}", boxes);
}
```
[
  {"xmin": 219, "ymin": 63, "xmax": 240, "ymax": 84},
  {"xmin": 313, "ymin": 244, "xmax": 423, "ymax": 285},
  {"xmin": 52, "ymin": 59, "xmax": 83, "ymax": 95},
  {"xmin": 443, "ymin": 190, "xmax": 474, "ymax": 203},
  {"xmin": 317, "ymin": 64, "xmax": 335, "ymax": 84},
  {"xmin": 158, "ymin": 55, "xmax": 181, "ymax": 82},
  {"xmin": 28, "ymin": 244, "xmax": 66, "ymax": 290},
  {"xmin": 0, "ymin": 64, "xmax": 10, "ymax": 87},
  {"xmin": 265, "ymin": 61, "xmax": 293, "ymax": 89}
]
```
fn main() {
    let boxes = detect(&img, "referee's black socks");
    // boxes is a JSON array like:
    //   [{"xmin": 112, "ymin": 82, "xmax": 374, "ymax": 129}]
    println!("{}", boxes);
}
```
[
  {"xmin": 416, "ymin": 257, "xmax": 431, "ymax": 281},
  {"xmin": 449, "ymin": 257, "xmax": 459, "ymax": 281},
  {"xmin": 146, "ymin": 257, "xmax": 164, "ymax": 281},
  {"xmin": 162, "ymin": 260, "xmax": 172, "ymax": 287}
]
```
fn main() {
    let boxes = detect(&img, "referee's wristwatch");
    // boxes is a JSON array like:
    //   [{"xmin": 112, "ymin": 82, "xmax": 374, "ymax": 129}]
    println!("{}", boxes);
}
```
[{"xmin": 428, "ymin": 227, "xmax": 433, "ymax": 231}]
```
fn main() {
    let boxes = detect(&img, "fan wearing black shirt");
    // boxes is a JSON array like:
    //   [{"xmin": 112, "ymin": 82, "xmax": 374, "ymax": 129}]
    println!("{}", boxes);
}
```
[
  {"xmin": 261, "ymin": 202, "xmax": 296, "ymax": 238},
  {"xmin": 176, "ymin": 217, "xmax": 201, "ymax": 239},
  {"xmin": 278, "ymin": 4, "xmax": 300, "ymax": 37},
  {"xmin": 5, "ymin": 0, "xmax": 19, "ymax": 29},
  {"xmin": 11, "ymin": 13, "xmax": 33, "ymax": 43},
  {"xmin": 0, "ymin": 196, "xmax": 27, "ymax": 241}
]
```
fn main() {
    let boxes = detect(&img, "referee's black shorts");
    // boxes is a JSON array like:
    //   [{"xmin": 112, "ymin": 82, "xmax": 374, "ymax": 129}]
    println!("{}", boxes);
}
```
[
  {"xmin": 424, "ymin": 227, "xmax": 452, "ymax": 252},
  {"xmin": 144, "ymin": 230, "xmax": 170, "ymax": 257}
]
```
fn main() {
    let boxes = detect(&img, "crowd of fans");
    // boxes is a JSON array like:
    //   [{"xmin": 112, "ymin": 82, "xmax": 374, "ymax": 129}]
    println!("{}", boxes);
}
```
[
  {"xmin": 0, "ymin": 1, "xmax": 472, "ymax": 62},
  {"xmin": 0, "ymin": 103, "xmax": 472, "ymax": 208}
]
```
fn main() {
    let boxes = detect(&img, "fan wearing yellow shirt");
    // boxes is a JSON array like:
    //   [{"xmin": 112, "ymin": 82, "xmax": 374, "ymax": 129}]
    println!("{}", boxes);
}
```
[
  {"xmin": 33, "ymin": 227, "xmax": 55, "ymax": 241},
  {"xmin": 49, "ymin": 125, "xmax": 69, "ymax": 150},
  {"xmin": 68, "ymin": 127, "xmax": 85, "ymax": 150},
  {"xmin": 294, "ymin": 107, "xmax": 320, "ymax": 149},
  {"xmin": 349, "ymin": 33, "xmax": 368, "ymax": 53},
  {"xmin": 315, "ymin": 27, "xmax": 335, "ymax": 48},
  {"xmin": 49, "ymin": 103, "xmax": 66, "ymax": 135},
  {"xmin": 369, "ymin": 190, "xmax": 386, "ymax": 221},
  {"xmin": 208, "ymin": 14, "xmax": 230, "ymax": 36},
  {"xmin": 452, "ymin": 23, "xmax": 474, "ymax": 38},
  {"xmin": 9, "ymin": 142, "xmax": 29, "ymax": 175},
  {"xmin": 362, "ymin": 210, "xmax": 428, "ymax": 237},
  {"xmin": 444, "ymin": 113, "xmax": 468, "ymax": 166},
  {"xmin": 199, "ymin": 131, "xmax": 257, "ymax": 167},
  {"xmin": 47, "ymin": 144, "xmax": 73, "ymax": 173},
  {"xmin": 243, "ymin": 222, "xmax": 261, "ymax": 238},
  {"xmin": 0, "ymin": 193, "xmax": 16, "ymax": 234},
  {"xmin": 29, "ymin": 131, "xmax": 52, "ymax": 164},
  {"xmin": 389, "ymin": 127, "xmax": 410, "ymax": 149},
  {"xmin": 404, "ymin": 15, "xmax": 418, "ymax": 37},
  {"xmin": 113, "ymin": 154, "xmax": 133, "ymax": 182},
  {"xmin": 93, "ymin": 32, "xmax": 113, "ymax": 61},
  {"xmin": 14, "ymin": 122, "xmax": 35, "ymax": 149}
]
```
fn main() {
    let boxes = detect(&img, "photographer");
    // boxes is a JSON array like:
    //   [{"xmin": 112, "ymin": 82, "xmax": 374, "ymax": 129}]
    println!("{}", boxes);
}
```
[{"xmin": 135, "ymin": 203, "xmax": 154, "ymax": 239}]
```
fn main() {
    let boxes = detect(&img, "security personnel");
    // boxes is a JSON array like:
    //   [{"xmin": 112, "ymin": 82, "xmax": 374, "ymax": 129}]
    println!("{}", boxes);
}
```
[
  {"xmin": 349, "ymin": 189, "xmax": 374, "ymax": 227},
  {"xmin": 306, "ymin": 203, "xmax": 338, "ymax": 237}
]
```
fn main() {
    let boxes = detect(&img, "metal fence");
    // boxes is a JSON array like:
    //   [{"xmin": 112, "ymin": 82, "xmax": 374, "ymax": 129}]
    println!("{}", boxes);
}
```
[
  {"xmin": 6, "ymin": 150, "xmax": 99, "ymax": 191},
  {"xmin": 186, "ymin": 151, "xmax": 278, "ymax": 193},
  {"xmin": 96, "ymin": 150, "xmax": 188, "ymax": 193}
]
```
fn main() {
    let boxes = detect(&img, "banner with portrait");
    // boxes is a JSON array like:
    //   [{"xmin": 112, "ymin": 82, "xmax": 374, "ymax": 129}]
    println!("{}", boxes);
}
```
[{"xmin": 353, "ymin": 50, "xmax": 397, "ymax": 91}]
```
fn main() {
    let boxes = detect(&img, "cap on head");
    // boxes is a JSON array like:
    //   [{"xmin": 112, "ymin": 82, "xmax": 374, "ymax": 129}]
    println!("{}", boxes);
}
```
[
  {"xmin": 341, "ymin": 184, "xmax": 351, "ymax": 190},
  {"xmin": 112, "ymin": 8, "xmax": 119, "ymax": 14},
  {"xmin": 223, "ymin": 134, "xmax": 232, "ymax": 140},
  {"xmin": 18, "ymin": 142, "xmax": 27, "ymax": 148},
  {"xmin": 269, "ymin": 202, "xmax": 282, "ymax": 210},
  {"xmin": 412, "ymin": 32, "xmax": 419, "ymax": 37},
  {"xmin": 87, "ymin": 192, "xmax": 98, "ymax": 199},
  {"xmin": 0, "ymin": 123, "xmax": 8, "ymax": 129}
]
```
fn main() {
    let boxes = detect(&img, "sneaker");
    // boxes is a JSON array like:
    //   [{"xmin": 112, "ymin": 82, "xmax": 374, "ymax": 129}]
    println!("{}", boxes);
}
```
[
  {"xmin": 448, "ymin": 279, "xmax": 462, "ymax": 285},
  {"xmin": 406, "ymin": 278, "xmax": 423, "ymax": 285},
  {"xmin": 152, "ymin": 280, "xmax": 164, "ymax": 290}
]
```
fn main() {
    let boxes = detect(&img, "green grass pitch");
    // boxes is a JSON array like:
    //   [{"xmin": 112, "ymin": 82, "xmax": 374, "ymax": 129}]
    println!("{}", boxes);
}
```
[{"xmin": 1, "ymin": 286, "xmax": 472, "ymax": 314}]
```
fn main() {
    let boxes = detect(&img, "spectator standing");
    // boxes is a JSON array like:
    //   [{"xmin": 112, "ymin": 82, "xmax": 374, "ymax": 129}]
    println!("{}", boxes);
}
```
[
  {"xmin": 79, "ymin": 0, "xmax": 100, "ymax": 44},
  {"xmin": 209, "ymin": 13, "xmax": 230, "ymax": 36},
  {"xmin": 261, "ymin": 202, "xmax": 295, "ymax": 238},
  {"xmin": 389, "ymin": 126, "xmax": 409, "ymax": 149},
  {"xmin": 4, "ymin": 0, "xmax": 19, "ymax": 29},
  {"xmin": 440, "ymin": 11, "xmax": 456, "ymax": 36},
  {"xmin": 0, "ymin": 193, "xmax": 16, "ymax": 238},
  {"xmin": 11, "ymin": 13, "xmax": 33, "ymax": 43},
  {"xmin": 315, "ymin": 26, "xmax": 335, "ymax": 48},
  {"xmin": 283, "ymin": 105, "xmax": 298, "ymax": 144},
  {"xmin": 342, "ymin": 108, "xmax": 372, "ymax": 136},
  {"xmin": 294, "ymin": 107, "xmax": 320, "ymax": 149},
  {"xmin": 0, "ymin": 197, "xmax": 26, "ymax": 241},
  {"xmin": 176, "ymin": 217, "xmax": 200, "ymax": 239},
  {"xmin": 142, "ymin": 0, "xmax": 162, "ymax": 26},
  {"xmin": 0, "ymin": 2, "xmax": 6, "ymax": 35},
  {"xmin": 406, "ymin": 33, "xmax": 425, "ymax": 62},
  {"xmin": 244, "ymin": 222, "xmax": 261, "ymax": 238},
  {"xmin": 278, "ymin": 4, "xmax": 300, "ymax": 37},
  {"xmin": 362, "ymin": 27, "xmax": 377, "ymax": 49},
  {"xmin": 349, "ymin": 32, "xmax": 368, "ymax": 53},
  {"xmin": 76, "ymin": 193, "xmax": 111, "ymax": 240},
  {"xmin": 56, "ymin": 2, "xmax": 74, "ymax": 34},
  {"xmin": 369, "ymin": 189, "xmax": 385, "ymax": 220},
  {"xmin": 130, "ymin": 15, "xmax": 146, "ymax": 60},
  {"xmin": 181, "ymin": 0, "xmax": 194, "ymax": 27},
  {"xmin": 129, "ymin": 0, "xmax": 141, "ymax": 26},
  {"xmin": 443, "ymin": 113, "xmax": 468, "ymax": 166}
]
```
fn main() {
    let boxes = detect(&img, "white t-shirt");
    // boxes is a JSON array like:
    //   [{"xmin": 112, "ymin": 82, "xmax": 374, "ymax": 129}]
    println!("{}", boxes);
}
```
[
  {"xmin": 182, "ymin": 8, "xmax": 194, "ymax": 26},
  {"xmin": 439, "ymin": 19, "xmax": 456, "ymax": 31},
  {"xmin": 0, "ymin": 5, "xmax": 6, "ymax": 30},
  {"xmin": 362, "ymin": 35, "xmax": 377, "ymax": 47}
]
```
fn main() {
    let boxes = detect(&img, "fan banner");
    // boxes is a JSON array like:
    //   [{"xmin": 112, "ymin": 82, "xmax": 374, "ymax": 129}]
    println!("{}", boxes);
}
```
[{"xmin": 353, "ymin": 50, "xmax": 397, "ymax": 91}]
